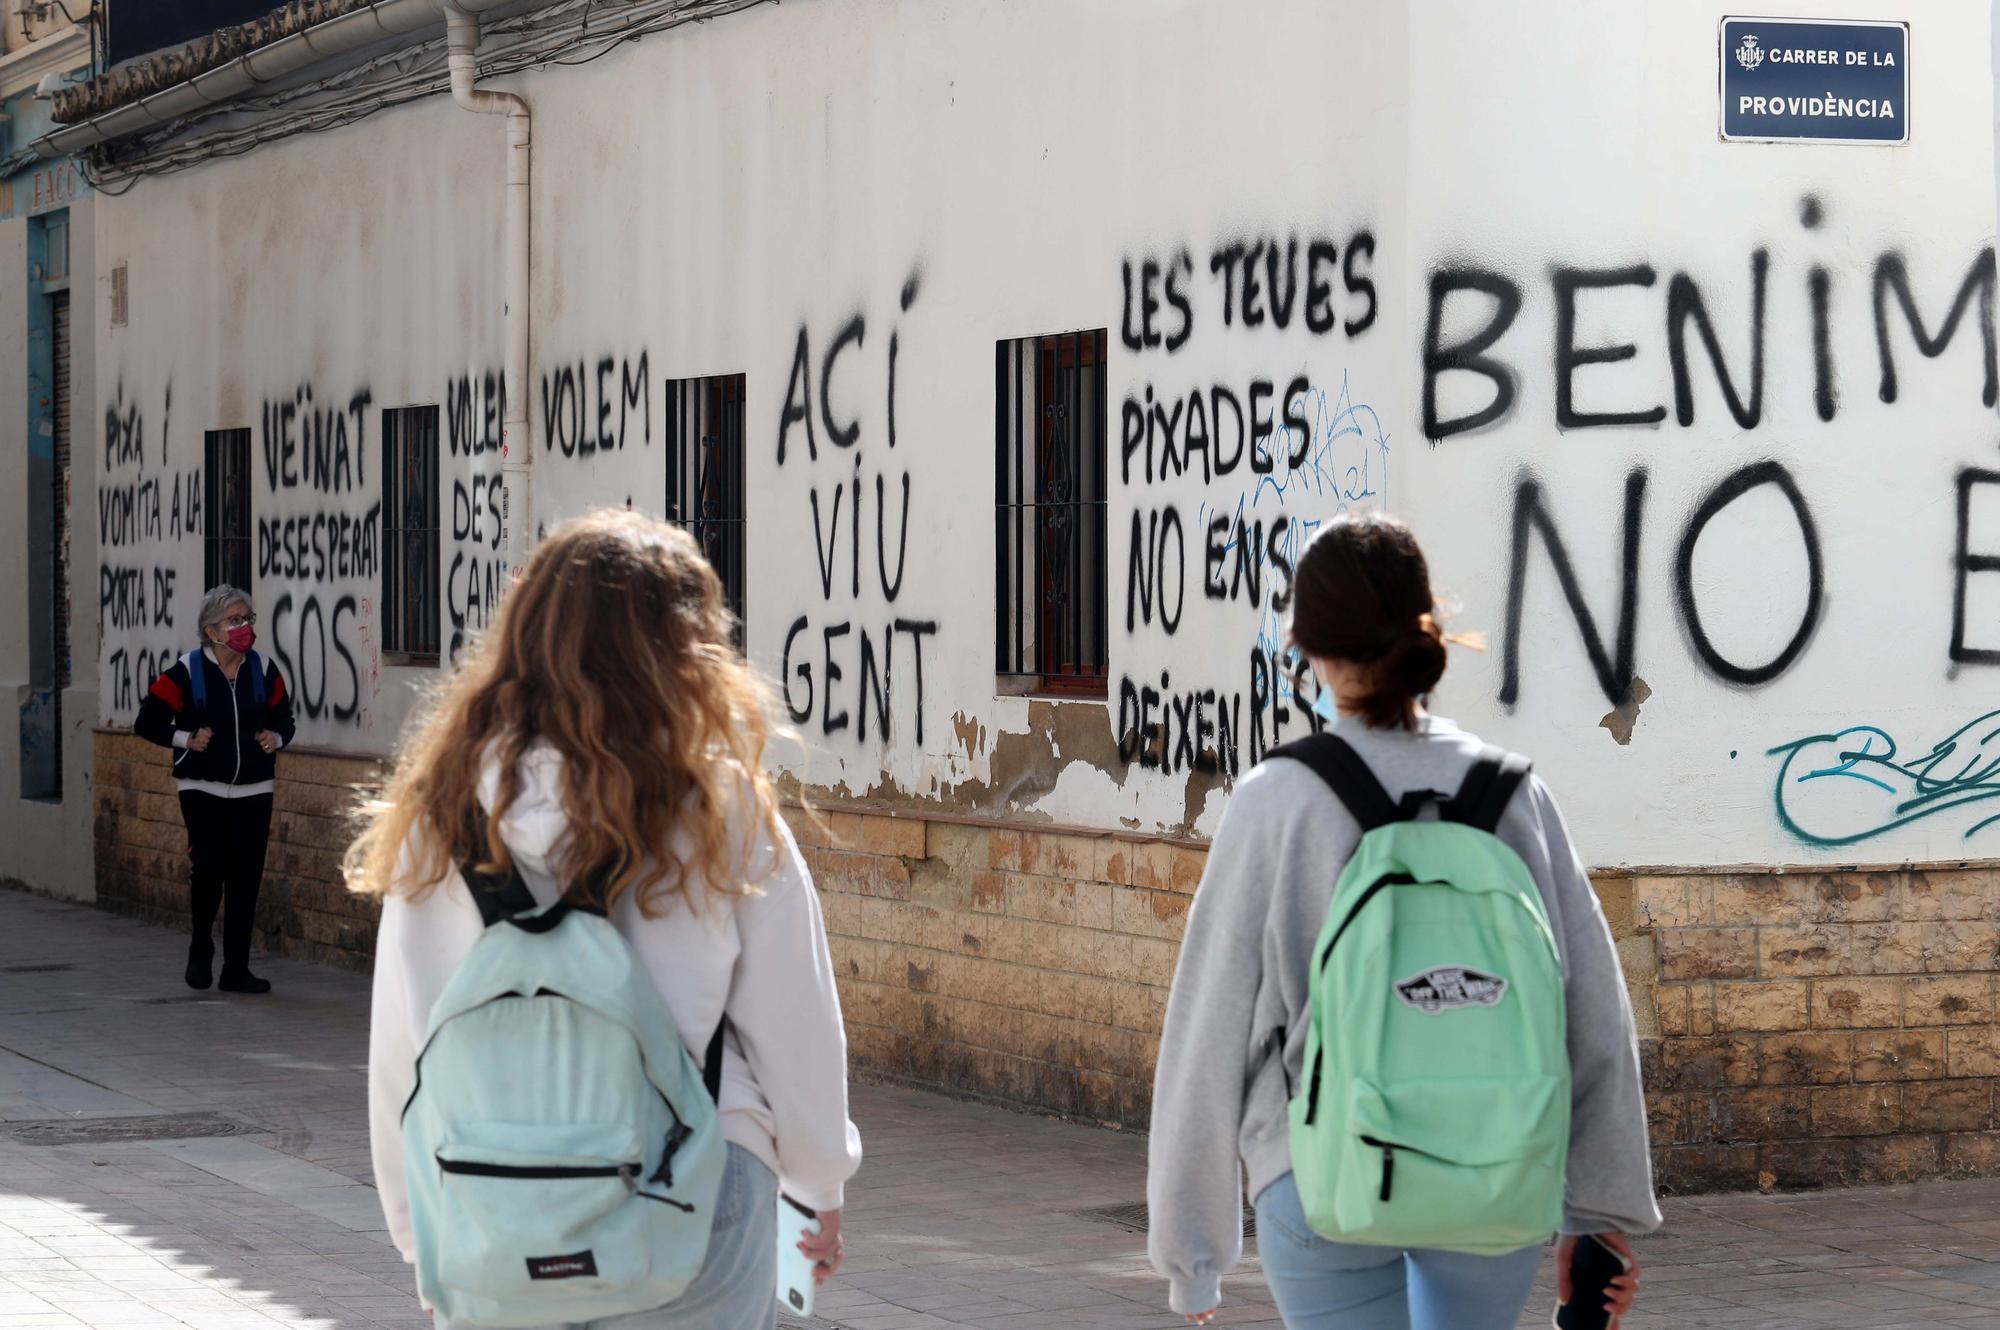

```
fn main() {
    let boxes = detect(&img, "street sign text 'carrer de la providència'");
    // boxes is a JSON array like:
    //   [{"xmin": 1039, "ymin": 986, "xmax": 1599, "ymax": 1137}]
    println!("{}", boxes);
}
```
[{"xmin": 1721, "ymin": 16, "xmax": 1909, "ymax": 145}]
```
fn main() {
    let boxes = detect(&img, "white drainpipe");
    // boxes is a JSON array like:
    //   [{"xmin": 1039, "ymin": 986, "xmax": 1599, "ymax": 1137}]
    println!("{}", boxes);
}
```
[{"xmin": 442, "ymin": 2, "xmax": 533, "ymax": 578}]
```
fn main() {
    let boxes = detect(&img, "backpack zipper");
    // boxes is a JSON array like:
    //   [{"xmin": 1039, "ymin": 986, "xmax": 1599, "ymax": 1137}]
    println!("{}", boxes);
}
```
[
  {"xmin": 1358, "ymin": 1136, "xmax": 1398, "ymax": 1201},
  {"xmin": 1300, "ymin": 873, "xmax": 1417, "ymax": 1126},
  {"xmin": 437, "ymin": 1157, "xmax": 640, "ymax": 1182},
  {"xmin": 405, "ymin": 987, "xmax": 705, "ymax": 1218},
  {"xmin": 1356, "ymin": 1135, "xmax": 1469, "ymax": 1203},
  {"xmin": 435, "ymin": 1155, "xmax": 696, "ymax": 1213}
]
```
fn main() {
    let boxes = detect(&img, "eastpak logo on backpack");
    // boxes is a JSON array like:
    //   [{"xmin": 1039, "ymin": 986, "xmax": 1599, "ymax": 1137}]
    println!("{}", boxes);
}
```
[
  {"xmin": 525, "ymin": 1251, "xmax": 599, "ymax": 1281},
  {"xmin": 1395, "ymin": 965, "xmax": 1508, "ymax": 1014}
]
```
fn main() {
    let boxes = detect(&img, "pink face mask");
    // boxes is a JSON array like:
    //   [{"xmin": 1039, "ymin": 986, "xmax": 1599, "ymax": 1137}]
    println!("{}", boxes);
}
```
[{"xmin": 226, "ymin": 625, "xmax": 256, "ymax": 653}]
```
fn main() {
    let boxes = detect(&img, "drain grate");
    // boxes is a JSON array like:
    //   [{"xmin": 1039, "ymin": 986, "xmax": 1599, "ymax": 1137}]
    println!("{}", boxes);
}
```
[
  {"xmin": 4, "ymin": 1113, "xmax": 252, "ymax": 1146},
  {"xmin": 1, "ymin": 963, "xmax": 75, "ymax": 974},
  {"xmin": 1077, "ymin": 1201, "xmax": 1255, "ymax": 1237}
]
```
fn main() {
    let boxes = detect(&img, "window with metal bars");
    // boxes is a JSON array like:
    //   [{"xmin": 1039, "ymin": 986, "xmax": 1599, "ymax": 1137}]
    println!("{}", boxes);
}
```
[
  {"xmin": 203, "ymin": 429, "xmax": 253, "ymax": 594},
  {"xmin": 381, "ymin": 405, "xmax": 441, "ymax": 664},
  {"xmin": 995, "ymin": 329, "xmax": 1109, "ymax": 696},
  {"xmin": 665, "ymin": 373, "xmax": 747, "ymax": 639}
]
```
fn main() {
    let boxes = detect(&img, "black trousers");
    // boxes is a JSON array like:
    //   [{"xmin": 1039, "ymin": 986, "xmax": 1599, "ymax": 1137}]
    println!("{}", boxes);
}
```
[{"xmin": 178, "ymin": 791, "xmax": 274, "ymax": 972}]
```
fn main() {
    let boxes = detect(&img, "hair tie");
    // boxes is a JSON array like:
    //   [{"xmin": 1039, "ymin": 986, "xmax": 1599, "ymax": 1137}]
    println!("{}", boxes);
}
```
[{"xmin": 1421, "ymin": 610, "xmax": 1487, "ymax": 653}]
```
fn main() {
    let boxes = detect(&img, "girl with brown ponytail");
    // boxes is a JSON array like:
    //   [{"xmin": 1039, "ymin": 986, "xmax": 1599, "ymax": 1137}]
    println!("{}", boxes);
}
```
[{"xmin": 1149, "ymin": 511, "xmax": 1658, "ymax": 1330}]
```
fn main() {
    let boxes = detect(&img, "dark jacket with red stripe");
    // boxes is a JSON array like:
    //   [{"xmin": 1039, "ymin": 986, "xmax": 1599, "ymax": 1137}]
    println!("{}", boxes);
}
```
[{"xmin": 134, "ymin": 650, "xmax": 297, "ymax": 787}]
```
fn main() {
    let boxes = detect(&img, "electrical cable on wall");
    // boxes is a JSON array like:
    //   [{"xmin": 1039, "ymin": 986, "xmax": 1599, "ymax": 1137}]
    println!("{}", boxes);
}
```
[{"xmin": 77, "ymin": 0, "xmax": 769, "ymax": 191}]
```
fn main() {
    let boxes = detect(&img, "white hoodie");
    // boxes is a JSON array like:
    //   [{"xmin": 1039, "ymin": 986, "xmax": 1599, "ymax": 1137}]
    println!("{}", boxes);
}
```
[{"xmin": 367, "ymin": 746, "xmax": 862, "ymax": 1262}]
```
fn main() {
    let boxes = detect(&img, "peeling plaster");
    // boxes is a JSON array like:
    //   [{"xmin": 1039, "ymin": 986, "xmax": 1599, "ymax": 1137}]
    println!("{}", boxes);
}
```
[
  {"xmin": 1599, "ymin": 676, "xmax": 1653, "ymax": 746},
  {"xmin": 790, "ymin": 696, "xmax": 1240, "ymax": 840}
]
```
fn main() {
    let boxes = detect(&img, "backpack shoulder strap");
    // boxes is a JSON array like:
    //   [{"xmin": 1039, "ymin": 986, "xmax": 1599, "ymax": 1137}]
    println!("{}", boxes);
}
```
[
  {"xmin": 703, "ymin": 1021, "xmax": 726, "ymax": 1101},
  {"xmin": 458, "ymin": 812, "xmax": 542, "ymax": 928},
  {"xmin": 246, "ymin": 650, "xmax": 266, "ymax": 708},
  {"xmin": 182, "ymin": 650, "xmax": 207, "ymax": 713},
  {"xmin": 459, "ymin": 856, "xmax": 541, "ymax": 928},
  {"xmin": 1443, "ymin": 746, "xmax": 1534, "ymax": 834},
  {"xmin": 1264, "ymin": 733, "xmax": 1401, "ymax": 832}
]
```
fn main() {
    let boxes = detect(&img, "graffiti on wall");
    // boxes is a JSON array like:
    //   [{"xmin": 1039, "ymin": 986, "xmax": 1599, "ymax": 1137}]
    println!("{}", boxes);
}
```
[
  {"xmin": 1116, "ymin": 229, "xmax": 1387, "ymax": 779},
  {"xmin": 99, "ymin": 363, "xmax": 516, "ymax": 736},
  {"xmin": 256, "ymin": 381, "xmax": 381, "ymax": 728},
  {"xmin": 1419, "ymin": 196, "xmax": 2000, "ymax": 846},
  {"xmin": 98, "ymin": 373, "xmax": 387, "ymax": 736},
  {"xmin": 1427, "ymin": 203, "xmax": 1998, "ymax": 721},
  {"xmin": 99, "ymin": 382, "xmax": 192, "ymax": 715},
  {"xmin": 776, "ymin": 270, "xmax": 939, "ymax": 750},
  {"xmin": 541, "ymin": 352, "xmax": 652, "ymax": 459},
  {"xmin": 1768, "ymin": 711, "xmax": 2000, "ymax": 847},
  {"xmin": 448, "ymin": 368, "xmax": 508, "ymax": 659}
]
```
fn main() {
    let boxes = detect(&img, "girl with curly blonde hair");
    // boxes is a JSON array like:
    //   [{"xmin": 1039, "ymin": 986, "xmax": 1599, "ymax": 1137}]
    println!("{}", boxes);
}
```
[{"xmin": 350, "ymin": 508, "xmax": 858, "ymax": 1329}]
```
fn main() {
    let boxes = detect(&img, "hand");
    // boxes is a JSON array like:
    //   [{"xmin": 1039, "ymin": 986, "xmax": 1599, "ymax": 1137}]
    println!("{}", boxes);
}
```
[
  {"xmin": 799, "ymin": 1207, "xmax": 843, "ymax": 1287},
  {"xmin": 256, "ymin": 730, "xmax": 280, "ymax": 754},
  {"xmin": 1557, "ymin": 1232, "xmax": 1641, "ymax": 1326},
  {"xmin": 188, "ymin": 727, "xmax": 214, "ymax": 753}
]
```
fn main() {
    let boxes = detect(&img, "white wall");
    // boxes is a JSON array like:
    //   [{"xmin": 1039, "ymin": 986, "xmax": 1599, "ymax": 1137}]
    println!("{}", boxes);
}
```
[
  {"xmin": 93, "ymin": 97, "xmax": 505, "ymax": 745},
  {"xmin": 81, "ymin": 0, "xmax": 2000, "ymax": 868}
]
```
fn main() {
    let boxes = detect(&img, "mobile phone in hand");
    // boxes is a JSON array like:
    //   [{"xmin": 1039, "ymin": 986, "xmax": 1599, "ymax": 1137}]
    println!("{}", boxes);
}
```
[
  {"xmin": 1554, "ymin": 1234, "xmax": 1631, "ymax": 1330},
  {"xmin": 777, "ymin": 1193, "xmax": 821, "ymax": 1318}
]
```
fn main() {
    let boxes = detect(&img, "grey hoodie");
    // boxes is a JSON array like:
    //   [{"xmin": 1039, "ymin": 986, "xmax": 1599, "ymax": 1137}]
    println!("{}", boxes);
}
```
[{"xmin": 1147, "ymin": 714, "xmax": 1661, "ymax": 1315}]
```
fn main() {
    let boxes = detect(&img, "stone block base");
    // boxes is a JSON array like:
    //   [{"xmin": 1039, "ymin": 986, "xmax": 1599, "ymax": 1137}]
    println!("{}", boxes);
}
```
[
  {"xmin": 85, "ymin": 730, "xmax": 2000, "ymax": 1189},
  {"xmin": 1637, "ymin": 869, "xmax": 2000, "ymax": 1191}
]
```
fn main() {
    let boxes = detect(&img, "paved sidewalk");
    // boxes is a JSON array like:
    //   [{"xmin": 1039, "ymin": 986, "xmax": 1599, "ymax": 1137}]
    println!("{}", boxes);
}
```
[{"xmin": 5, "ymin": 890, "xmax": 2000, "ymax": 1329}]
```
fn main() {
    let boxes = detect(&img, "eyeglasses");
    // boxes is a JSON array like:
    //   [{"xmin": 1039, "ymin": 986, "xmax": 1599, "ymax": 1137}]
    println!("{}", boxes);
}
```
[{"xmin": 222, "ymin": 614, "xmax": 256, "ymax": 630}]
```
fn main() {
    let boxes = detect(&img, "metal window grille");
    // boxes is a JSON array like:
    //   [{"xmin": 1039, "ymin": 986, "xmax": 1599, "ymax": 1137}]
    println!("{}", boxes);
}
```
[
  {"xmin": 665, "ymin": 373, "xmax": 747, "ymax": 639},
  {"xmin": 995, "ymin": 329, "xmax": 1109, "ymax": 695},
  {"xmin": 203, "ymin": 429, "xmax": 252, "ymax": 593},
  {"xmin": 381, "ymin": 405, "xmax": 441, "ymax": 663}
]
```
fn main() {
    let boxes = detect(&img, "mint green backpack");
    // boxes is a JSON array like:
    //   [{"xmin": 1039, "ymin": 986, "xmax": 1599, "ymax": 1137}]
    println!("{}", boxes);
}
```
[
  {"xmin": 399, "ymin": 841, "xmax": 728, "ymax": 1327},
  {"xmin": 1271, "ymin": 735, "xmax": 1569, "ymax": 1255}
]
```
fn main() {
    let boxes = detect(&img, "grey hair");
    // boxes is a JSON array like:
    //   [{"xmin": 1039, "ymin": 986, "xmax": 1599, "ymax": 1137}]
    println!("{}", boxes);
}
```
[{"xmin": 197, "ymin": 585, "xmax": 254, "ymax": 646}]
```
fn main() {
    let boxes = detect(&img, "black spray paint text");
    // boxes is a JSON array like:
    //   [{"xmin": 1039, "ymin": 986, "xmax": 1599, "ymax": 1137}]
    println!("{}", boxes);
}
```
[
  {"xmin": 541, "ymin": 352, "xmax": 651, "ymax": 457},
  {"xmin": 1424, "ymin": 232, "xmax": 1996, "ymax": 441}
]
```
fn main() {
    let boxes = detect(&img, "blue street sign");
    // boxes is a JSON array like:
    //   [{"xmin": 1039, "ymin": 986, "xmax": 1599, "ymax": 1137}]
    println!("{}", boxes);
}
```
[{"xmin": 1720, "ymin": 17, "xmax": 1909, "ymax": 145}]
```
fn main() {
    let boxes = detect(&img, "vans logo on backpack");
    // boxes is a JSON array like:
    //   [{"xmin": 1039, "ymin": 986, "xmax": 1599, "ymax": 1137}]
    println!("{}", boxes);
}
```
[
  {"xmin": 525, "ymin": 1251, "xmax": 599, "ymax": 1280},
  {"xmin": 1394, "ymin": 966, "xmax": 1508, "ymax": 1014}
]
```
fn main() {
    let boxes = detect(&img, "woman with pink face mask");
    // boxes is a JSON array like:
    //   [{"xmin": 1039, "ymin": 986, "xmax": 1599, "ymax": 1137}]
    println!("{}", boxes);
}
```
[{"xmin": 136, "ymin": 584, "xmax": 297, "ymax": 993}]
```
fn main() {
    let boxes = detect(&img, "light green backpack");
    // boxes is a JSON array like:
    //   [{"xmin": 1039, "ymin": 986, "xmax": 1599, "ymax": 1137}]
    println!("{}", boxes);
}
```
[
  {"xmin": 400, "ymin": 838, "xmax": 728, "ymax": 1327},
  {"xmin": 1271, "ymin": 734, "xmax": 1569, "ymax": 1255}
]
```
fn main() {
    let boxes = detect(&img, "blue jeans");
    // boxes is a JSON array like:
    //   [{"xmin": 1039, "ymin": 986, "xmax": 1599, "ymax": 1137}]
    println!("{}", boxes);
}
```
[
  {"xmin": 442, "ymin": 1144, "xmax": 779, "ymax": 1330},
  {"xmin": 1253, "ymin": 1173, "xmax": 1543, "ymax": 1330}
]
